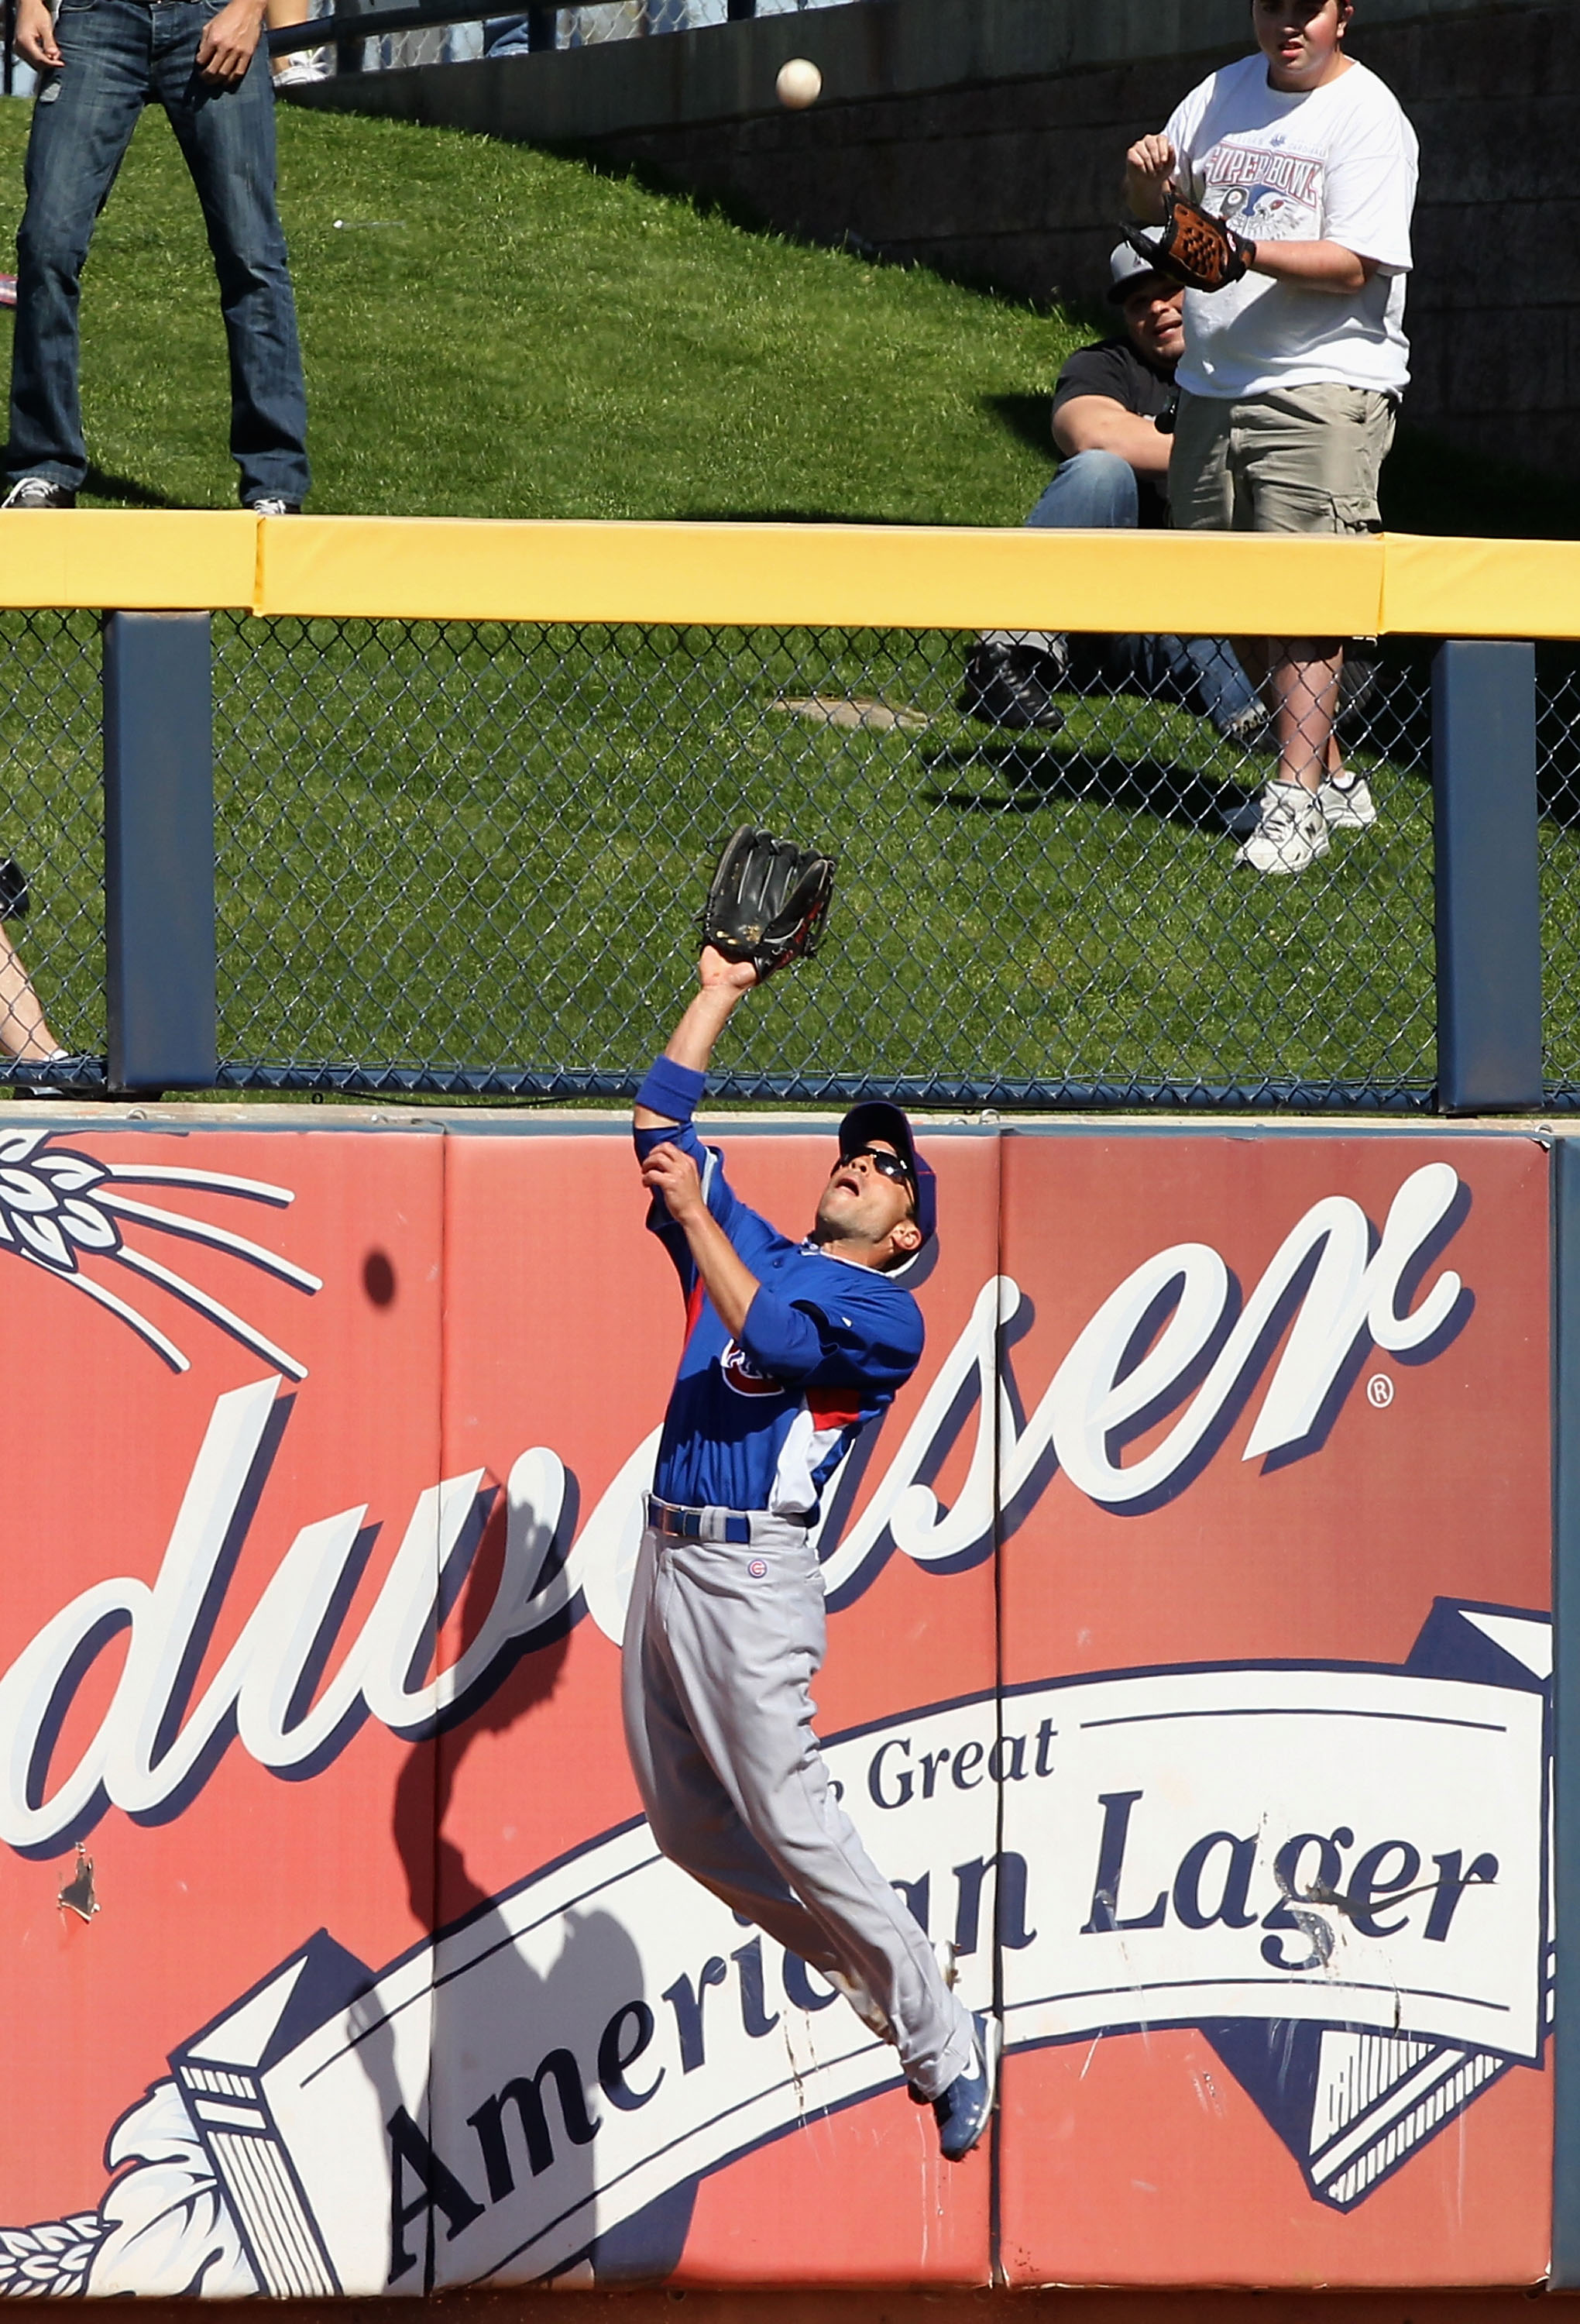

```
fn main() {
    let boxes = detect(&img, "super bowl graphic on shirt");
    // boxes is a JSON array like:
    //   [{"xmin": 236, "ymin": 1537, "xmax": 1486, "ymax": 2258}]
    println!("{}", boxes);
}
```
[{"xmin": 0, "ymin": 1126, "xmax": 1554, "ymax": 2293}]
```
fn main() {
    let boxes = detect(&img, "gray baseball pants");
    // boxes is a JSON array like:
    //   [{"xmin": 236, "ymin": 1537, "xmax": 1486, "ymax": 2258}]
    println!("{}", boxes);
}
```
[{"xmin": 621, "ymin": 1509, "xmax": 975, "ymax": 2102}]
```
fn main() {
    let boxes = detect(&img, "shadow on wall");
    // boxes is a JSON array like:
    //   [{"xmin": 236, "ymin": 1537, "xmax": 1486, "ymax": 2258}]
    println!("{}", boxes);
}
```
[{"xmin": 365, "ymin": 1514, "xmax": 699, "ymax": 2292}]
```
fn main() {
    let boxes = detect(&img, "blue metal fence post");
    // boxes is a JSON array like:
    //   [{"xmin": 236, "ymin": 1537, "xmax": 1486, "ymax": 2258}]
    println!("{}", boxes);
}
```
[
  {"xmin": 1433, "ymin": 639, "xmax": 1543, "ymax": 1115},
  {"xmin": 1555, "ymin": 1134, "xmax": 1580, "ymax": 2281},
  {"xmin": 102, "ymin": 611, "xmax": 217, "ymax": 1095}
]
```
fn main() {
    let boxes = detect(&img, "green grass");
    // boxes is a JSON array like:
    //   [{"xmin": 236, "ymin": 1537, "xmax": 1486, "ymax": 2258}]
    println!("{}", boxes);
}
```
[
  {"xmin": 0, "ymin": 98, "xmax": 1568, "ymax": 1100},
  {"xmin": 0, "ymin": 100, "xmax": 1068, "ymax": 521}
]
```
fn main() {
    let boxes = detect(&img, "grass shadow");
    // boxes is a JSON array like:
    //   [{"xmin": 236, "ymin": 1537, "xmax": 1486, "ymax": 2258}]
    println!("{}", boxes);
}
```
[
  {"xmin": 981, "ymin": 393, "xmax": 1055, "ymax": 460},
  {"xmin": 923, "ymin": 736, "xmax": 1255, "ymax": 834},
  {"xmin": 81, "ymin": 463, "xmax": 185, "ymax": 511}
]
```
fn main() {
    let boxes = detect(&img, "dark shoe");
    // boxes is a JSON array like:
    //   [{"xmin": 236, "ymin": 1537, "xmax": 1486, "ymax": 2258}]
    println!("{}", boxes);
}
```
[
  {"xmin": 247, "ymin": 497, "xmax": 301, "ymax": 515},
  {"xmin": 2, "ymin": 477, "xmax": 75, "ymax": 510},
  {"xmin": 933, "ymin": 2013, "xmax": 1000, "ymax": 2161},
  {"xmin": 1219, "ymin": 700, "xmax": 1273, "ymax": 752},
  {"xmin": 960, "ymin": 640, "xmax": 1065, "ymax": 732}
]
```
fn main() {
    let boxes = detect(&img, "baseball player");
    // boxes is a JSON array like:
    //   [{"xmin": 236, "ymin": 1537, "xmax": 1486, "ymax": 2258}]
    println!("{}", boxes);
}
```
[{"xmin": 623, "ymin": 942, "xmax": 997, "ymax": 2163}]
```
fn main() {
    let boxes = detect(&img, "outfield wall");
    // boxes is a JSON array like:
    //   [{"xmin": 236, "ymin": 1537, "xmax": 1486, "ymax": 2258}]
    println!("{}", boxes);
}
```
[
  {"xmin": 294, "ymin": 0, "xmax": 1575, "ymax": 482},
  {"xmin": 0, "ymin": 1103, "xmax": 1565, "ymax": 2294}
]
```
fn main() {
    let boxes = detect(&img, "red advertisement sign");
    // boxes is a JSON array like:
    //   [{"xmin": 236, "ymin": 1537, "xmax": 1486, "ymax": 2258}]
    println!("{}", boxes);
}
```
[{"xmin": 0, "ymin": 1119, "xmax": 1551, "ymax": 2295}]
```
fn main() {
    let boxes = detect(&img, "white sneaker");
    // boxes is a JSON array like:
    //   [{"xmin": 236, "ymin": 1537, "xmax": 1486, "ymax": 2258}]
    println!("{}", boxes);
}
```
[
  {"xmin": 273, "ymin": 50, "xmax": 328, "ymax": 85},
  {"xmin": 1235, "ymin": 782, "xmax": 1331, "ymax": 876},
  {"xmin": 2, "ymin": 476, "xmax": 75, "ymax": 509},
  {"xmin": 1317, "ymin": 772, "xmax": 1377, "ymax": 830}
]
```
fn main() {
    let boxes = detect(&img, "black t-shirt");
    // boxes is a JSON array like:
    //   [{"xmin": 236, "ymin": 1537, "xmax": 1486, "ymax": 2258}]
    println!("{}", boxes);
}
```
[{"xmin": 1050, "ymin": 335, "xmax": 1176, "ymax": 529}]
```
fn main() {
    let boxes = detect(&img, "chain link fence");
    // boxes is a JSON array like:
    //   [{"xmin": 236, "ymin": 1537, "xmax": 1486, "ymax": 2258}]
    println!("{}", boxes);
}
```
[
  {"xmin": 1540, "ymin": 641, "xmax": 1580, "ymax": 1105},
  {"xmin": 0, "ymin": 613, "xmax": 106, "ymax": 1076},
  {"xmin": 10, "ymin": 610, "xmax": 1578, "ymax": 1109},
  {"xmin": 200, "ymin": 614, "xmax": 1441, "ymax": 1106}
]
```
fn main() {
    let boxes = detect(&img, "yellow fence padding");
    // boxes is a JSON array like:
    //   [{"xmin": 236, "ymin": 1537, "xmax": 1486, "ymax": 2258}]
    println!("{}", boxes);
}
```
[
  {"xmin": 0, "ymin": 510, "xmax": 256, "ymax": 610},
  {"xmin": 1382, "ymin": 534, "xmax": 1580, "ymax": 639},
  {"xmin": 252, "ymin": 516, "xmax": 1388, "ymax": 634},
  {"xmin": 0, "ymin": 511, "xmax": 1578, "ymax": 638}
]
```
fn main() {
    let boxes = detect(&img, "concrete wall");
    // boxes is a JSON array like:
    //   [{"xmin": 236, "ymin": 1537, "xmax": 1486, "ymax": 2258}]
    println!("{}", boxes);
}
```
[{"xmin": 297, "ymin": 0, "xmax": 1575, "ymax": 480}]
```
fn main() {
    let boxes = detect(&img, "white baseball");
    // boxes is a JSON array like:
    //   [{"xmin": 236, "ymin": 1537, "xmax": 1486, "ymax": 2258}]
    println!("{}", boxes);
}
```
[{"xmin": 775, "ymin": 57, "xmax": 822, "ymax": 109}]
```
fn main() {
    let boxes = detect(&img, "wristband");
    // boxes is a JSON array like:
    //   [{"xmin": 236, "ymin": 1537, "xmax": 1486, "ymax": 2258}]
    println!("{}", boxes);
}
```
[{"xmin": 637, "ymin": 1056, "xmax": 706, "ymax": 1122}]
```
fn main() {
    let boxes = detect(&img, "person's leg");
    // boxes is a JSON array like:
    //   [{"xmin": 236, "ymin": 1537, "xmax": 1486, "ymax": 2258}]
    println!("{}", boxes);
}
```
[
  {"xmin": 0, "ymin": 925, "xmax": 60, "ymax": 1060},
  {"xmin": 155, "ymin": 9, "xmax": 309, "ymax": 506},
  {"xmin": 8, "ymin": 0, "xmax": 150, "ymax": 491},
  {"xmin": 1243, "ymin": 385, "xmax": 1395, "ymax": 796},
  {"xmin": 652, "ymin": 1526, "xmax": 976, "ymax": 2102},
  {"xmin": 1171, "ymin": 390, "xmax": 1333, "ymax": 871},
  {"xmin": 995, "ymin": 449, "xmax": 1141, "ymax": 654},
  {"xmin": 965, "ymin": 450, "xmax": 1145, "ymax": 721},
  {"xmin": 621, "ymin": 1529, "xmax": 865, "ymax": 1995},
  {"xmin": 1138, "ymin": 393, "xmax": 1268, "ymax": 734},
  {"xmin": 1166, "ymin": 636, "xmax": 1262, "ymax": 734},
  {"xmin": 1169, "ymin": 389, "xmax": 1238, "ymax": 535},
  {"xmin": 1023, "ymin": 449, "xmax": 1139, "ymax": 533}
]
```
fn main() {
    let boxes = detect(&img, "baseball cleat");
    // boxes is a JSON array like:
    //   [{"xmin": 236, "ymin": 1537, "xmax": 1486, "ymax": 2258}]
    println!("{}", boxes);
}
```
[
  {"xmin": 1234, "ymin": 782, "xmax": 1331, "ymax": 875},
  {"xmin": 933, "ymin": 2012, "xmax": 1000, "ymax": 2161}
]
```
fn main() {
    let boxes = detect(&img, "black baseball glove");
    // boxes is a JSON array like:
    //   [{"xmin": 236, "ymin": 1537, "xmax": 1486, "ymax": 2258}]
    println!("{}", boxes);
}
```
[
  {"xmin": 1123, "ymin": 194, "xmax": 1255, "ymax": 294},
  {"xmin": 0, "ymin": 859, "xmax": 30, "ymax": 922},
  {"xmin": 701, "ymin": 826, "xmax": 835, "ymax": 982}
]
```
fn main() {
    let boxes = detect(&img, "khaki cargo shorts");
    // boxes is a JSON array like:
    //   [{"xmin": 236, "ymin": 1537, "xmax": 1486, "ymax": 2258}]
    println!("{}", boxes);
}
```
[{"xmin": 1170, "ymin": 382, "xmax": 1396, "ymax": 535}]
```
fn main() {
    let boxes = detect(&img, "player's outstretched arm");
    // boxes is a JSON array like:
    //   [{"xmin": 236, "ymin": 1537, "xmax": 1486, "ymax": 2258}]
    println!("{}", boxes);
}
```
[{"xmin": 634, "ymin": 947, "xmax": 757, "ymax": 1129}]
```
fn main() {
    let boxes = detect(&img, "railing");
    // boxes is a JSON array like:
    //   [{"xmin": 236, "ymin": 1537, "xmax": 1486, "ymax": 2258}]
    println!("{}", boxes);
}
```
[
  {"xmin": 266, "ymin": 0, "xmax": 851, "ymax": 74},
  {"xmin": 0, "ymin": 511, "xmax": 1572, "ymax": 1112}
]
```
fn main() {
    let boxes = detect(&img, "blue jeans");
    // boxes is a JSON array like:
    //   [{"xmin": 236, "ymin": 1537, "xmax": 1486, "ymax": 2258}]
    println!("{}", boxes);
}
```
[
  {"xmin": 1022, "ymin": 451, "xmax": 1258, "ymax": 737},
  {"xmin": 7, "ymin": 0, "xmax": 310, "ymax": 504}
]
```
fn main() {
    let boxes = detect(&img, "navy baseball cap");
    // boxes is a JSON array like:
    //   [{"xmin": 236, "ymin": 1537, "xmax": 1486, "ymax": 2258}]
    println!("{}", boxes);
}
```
[{"xmin": 838, "ymin": 1101, "xmax": 936, "ymax": 1248}]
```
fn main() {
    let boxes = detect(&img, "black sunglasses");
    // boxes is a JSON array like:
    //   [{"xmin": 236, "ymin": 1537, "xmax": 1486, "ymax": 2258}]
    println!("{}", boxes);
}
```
[{"xmin": 838, "ymin": 1145, "xmax": 914, "ymax": 1188}]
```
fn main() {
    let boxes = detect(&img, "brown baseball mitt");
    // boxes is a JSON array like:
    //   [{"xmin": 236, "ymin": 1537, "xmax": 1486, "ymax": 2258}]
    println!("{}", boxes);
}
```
[{"xmin": 1123, "ymin": 194, "xmax": 1255, "ymax": 294}]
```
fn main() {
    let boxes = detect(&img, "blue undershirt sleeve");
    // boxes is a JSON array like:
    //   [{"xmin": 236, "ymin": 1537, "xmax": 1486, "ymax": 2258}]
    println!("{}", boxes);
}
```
[{"xmin": 632, "ymin": 1056, "xmax": 745, "ymax": 1279}]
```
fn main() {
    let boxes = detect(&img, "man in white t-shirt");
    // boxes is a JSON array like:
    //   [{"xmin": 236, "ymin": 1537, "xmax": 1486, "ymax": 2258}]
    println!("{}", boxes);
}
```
[{"xmin": 1125, "ymin": 0, "xmax": 1418, "ymax": 875}]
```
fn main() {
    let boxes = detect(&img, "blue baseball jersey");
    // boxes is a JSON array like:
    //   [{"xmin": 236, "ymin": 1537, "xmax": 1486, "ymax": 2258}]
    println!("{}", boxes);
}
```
[{"xmin": 635, "ymin": 1113, "xmax": 924, "ymax": 1518}]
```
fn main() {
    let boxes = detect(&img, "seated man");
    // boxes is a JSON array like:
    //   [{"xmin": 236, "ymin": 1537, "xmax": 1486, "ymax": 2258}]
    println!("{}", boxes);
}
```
[{"xmin": 962, "ymin": 245, "xmax": 1261, "ymax": 741}]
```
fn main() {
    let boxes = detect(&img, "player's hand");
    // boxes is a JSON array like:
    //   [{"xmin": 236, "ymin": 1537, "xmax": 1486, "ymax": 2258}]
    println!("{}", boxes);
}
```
[
  {"xmin": 196, "ymin": 0, "xmax": 265, "ymax": 87},
  {"xmin": 15, "ymin": 0, "xmax": 63, "ymax": 71},
  {"xmin": 640, "ymin": 1139, "xmax": 706, "ymax": 1223},
  {"xmin": 1125, "ymin": 133, "xmax": 1177, "ymax": 222},
  {"xmin": 698, "ymin": 944, "xmax": 758, "ymax": 995}
]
